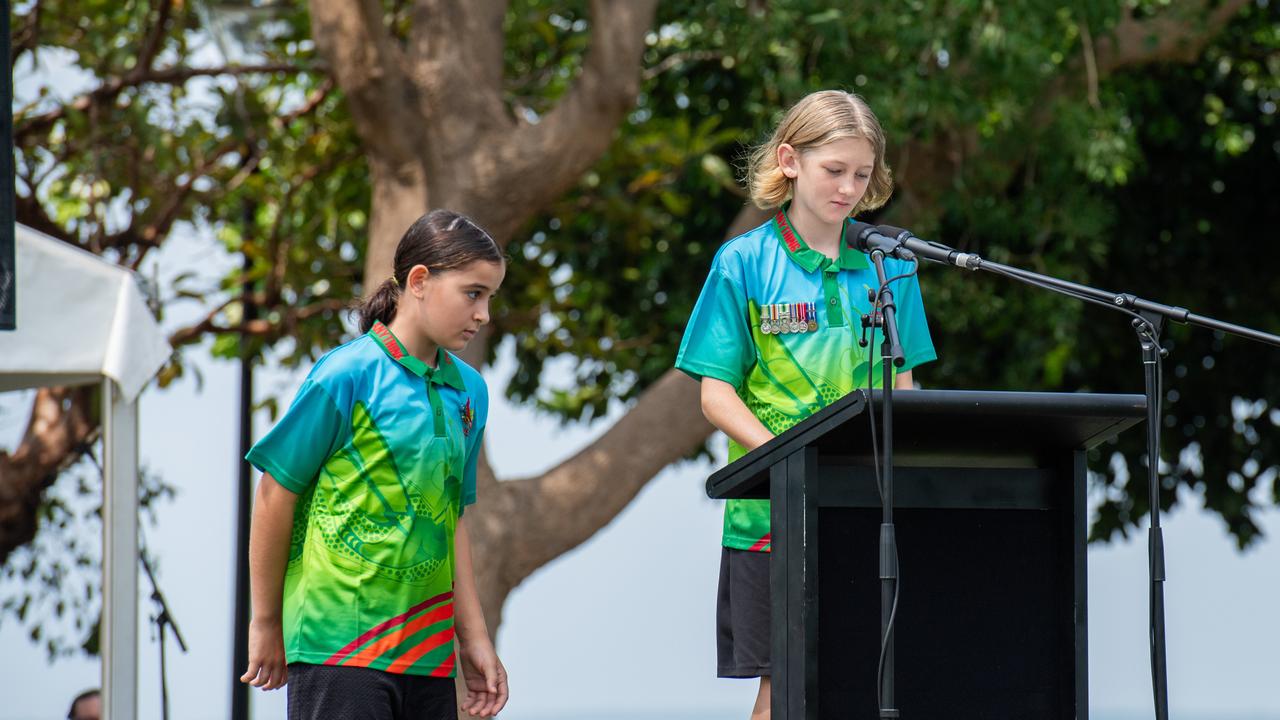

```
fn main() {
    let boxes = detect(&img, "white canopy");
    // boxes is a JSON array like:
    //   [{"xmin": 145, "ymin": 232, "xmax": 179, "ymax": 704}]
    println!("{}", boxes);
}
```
[
  {"xmin": 0, "ymin": 224, "xmax": 171, "ymax": 400},
  {"xmin": 0, "ymin": 223, "xmax": 171, "ymax": 720}
]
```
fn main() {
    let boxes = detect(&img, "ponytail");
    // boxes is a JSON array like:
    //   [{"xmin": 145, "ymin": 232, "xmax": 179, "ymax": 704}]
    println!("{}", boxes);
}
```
[{"xmin": 356, "ymin": 277, "xmax": 402, "ymax": 333}]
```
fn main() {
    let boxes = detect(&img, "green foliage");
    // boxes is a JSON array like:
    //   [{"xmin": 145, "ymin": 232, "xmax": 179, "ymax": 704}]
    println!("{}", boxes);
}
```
[
  {"xmin": 503, "ymin": 0, "xmax": 592, "ymax": 114},
  {"xmin": 493, "ymin": 0, "xmax": 1279, "ymax": 548},
  {"xmin": 9, "ymin": 4, "xmax": 1278, "ymax": 639},
  {"xmin": 12, "ymin": 0, "xmax": 366, "ymax": 374},
  {"xmin": 1079, "ymin": 10, "xmax": 1280, "ymax": 546}
]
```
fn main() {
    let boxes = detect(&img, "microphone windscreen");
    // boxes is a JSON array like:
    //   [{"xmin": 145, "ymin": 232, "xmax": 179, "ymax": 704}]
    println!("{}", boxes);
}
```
[
  {"xmin": 846, "ymin": 220, "xmax": 879, "ymax": 249},
  {"xmin": 875, "ymin": 224, "xmax": 912, "ymax": 240}
]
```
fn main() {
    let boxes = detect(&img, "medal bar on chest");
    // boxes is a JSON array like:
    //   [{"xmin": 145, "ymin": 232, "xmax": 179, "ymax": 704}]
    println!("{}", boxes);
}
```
[{"xmin": 760, "ymin": 301, "xmax": 821, "ymax": 335}]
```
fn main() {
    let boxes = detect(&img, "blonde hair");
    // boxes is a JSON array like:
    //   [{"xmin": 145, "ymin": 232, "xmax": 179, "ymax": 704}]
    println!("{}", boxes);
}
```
[{"xmin": 746, "ymin": 90, "xmax": 893, "ymax": 213}]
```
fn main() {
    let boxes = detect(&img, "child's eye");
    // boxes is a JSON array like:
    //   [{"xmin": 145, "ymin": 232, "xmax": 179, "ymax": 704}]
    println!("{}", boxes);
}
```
[
  {"xmin": 856, "ymin": 173, "xmax": 871, "ymax": 180},
  {"xmin": 467, "ymin": 290, "xmax": 482, "ymax": 300},
  {"xmin": 826, "ymin": 168, "xmax": 841, "ymax": 175}
]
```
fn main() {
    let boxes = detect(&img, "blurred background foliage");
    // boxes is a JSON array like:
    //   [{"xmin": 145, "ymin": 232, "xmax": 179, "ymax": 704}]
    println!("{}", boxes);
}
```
[{"xmin": 7, "ymin": 0, "xmax": 1278, "ymax": 656}]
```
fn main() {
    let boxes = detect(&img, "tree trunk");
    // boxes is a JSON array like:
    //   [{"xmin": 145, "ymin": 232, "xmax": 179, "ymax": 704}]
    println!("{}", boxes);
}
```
[
  {"xmin": 460, "ymin": 201, "xmax": 770, "ymax": 628},
  {"xmin": 0, "ymin": 386, "xmax": 96, "ymax": 559},
  {"xmin": 363, "ymin": 157, "xmax": 431, "ymax": 292}
]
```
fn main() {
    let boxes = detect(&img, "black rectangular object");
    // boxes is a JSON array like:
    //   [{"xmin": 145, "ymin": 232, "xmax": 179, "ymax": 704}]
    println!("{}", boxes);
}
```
[
  {"xmin": 2, "ymin": 0, "xmax": 15, "ymax": 331},
  {"xmin": 707, "ymin": 389, "xmax": 1143, "ymax": 719}
]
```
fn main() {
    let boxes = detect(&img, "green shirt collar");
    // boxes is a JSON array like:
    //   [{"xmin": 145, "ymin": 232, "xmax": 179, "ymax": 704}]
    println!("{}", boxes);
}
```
[
  {"xmin": 773, "ymin": 204, "xmax": 869, "ymax": 272},
  {"xmin": 368, "ymin": 321, "xmax": 466, "ymax": 390}
]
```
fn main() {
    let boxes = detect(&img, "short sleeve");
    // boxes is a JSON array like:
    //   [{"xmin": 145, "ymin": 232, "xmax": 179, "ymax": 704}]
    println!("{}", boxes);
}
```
[
  {"xmin": 675, "ymin": 257, "xmax": 755, "ymax": 388},
  {"xmin": 459, "ymin": 373, "xmax": 488, "ymax": 512},
  {"xmin": 461, "ymin": 426, "xmax": 483, "ymax": 510},
  {"xmin": 246, "ymin": 379, "xmax": 345, "ymax": 494},
  {"xmin": 893, "ymin": 271, "xmax": 937, "ymax": 372}
]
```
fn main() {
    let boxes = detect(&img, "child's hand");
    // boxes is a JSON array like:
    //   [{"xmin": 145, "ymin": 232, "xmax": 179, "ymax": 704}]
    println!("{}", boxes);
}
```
[
  {"xmin": 460, "ymin": 638, "xmax": 508, "ymax": 717},
  {"xmin": 240, "ymin": 617, "xmax": 288, "ymax": 690}
]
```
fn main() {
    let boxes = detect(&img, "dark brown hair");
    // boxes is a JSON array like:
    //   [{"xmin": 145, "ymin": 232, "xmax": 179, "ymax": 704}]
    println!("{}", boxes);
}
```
[{"xmin": 356, "ymin": 209, "xmax": 503, "ymax": 333}]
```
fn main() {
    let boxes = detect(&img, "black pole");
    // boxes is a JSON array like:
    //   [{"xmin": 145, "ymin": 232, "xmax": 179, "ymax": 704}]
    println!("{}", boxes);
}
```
[
  {"xmin": 232, "ymin": 241, "xmax": 254, "ymax": 720},
  {"xmin": 878, "ymin": 336, "xmax": 898, "ymax": 720},
  {"xmin": 1140, "ymin": 326, "xmax": 1170, "ymax": 719},
  {"xmin": 2, "ymin": 0, "xmax": 17, "ymax": 331},
  {"xmin": 865, "ymin": 250, "xmax": 906, "ymax": 719},
  {"xmin": 159, "ymin": 619, "xmax": 170, "ymax": 720}
]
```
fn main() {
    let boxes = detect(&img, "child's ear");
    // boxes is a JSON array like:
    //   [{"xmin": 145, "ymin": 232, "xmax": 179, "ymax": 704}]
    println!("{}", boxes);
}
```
[
  {"xmin": 777, "ymin": 143, "xmax": 800, "ymax": 179},
  {"xmin": 406, "ymin": 264, "xmax": 431, "ymax": 295}
]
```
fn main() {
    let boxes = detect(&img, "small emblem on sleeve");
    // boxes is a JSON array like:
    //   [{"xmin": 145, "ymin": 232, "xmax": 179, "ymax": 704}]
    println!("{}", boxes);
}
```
[{"xmin": 460, "ymin": 398, "xmax": 475, "ymax": 438}]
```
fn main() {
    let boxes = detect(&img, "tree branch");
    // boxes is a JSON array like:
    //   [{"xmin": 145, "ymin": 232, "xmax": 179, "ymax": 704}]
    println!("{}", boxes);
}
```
[
  {"xmin": 0, "ymin": 387, "xmax": 97, "ymax": 564},
  {"xmin": 1097, "ymin": 0, "xmax": 1252, "ymax": 73},
  {"xmin": 309, "ymin": 0, "xmax": 417, "ymax": 162},
  {"xmin": 14, "ymin": 63, "xmax": 308, "ymax": 142},
  {"xmin": 132, "ymin": 0, "xmax": 177, "ymax": 82},
  {"xmin": 104, "ymin": 140, "xmax": 243, "ymax": 254},
  {"xmin": 471, "ymin": 0, "xmax": 659, "ymax": 241},
  {"xmin": 642, "ymin": 50, "xmax": 724, "ymax": 81},
  {"xmin": 274, "ymin": 76, "xmax": 336, "ymax": 128},
  {"xmin": 13, "ymin": 193, "xmax": 73, "ymax": 244},
  {"xmin": 168, "ymin": 298, "xmax": 349, "ymax": 348},
  {"xmin": 468, "ymin": 201, "xmax": 766, "ymax": 602},
  {"xmin": 9, "ymin": 0, "xmax": 44, "ymax": 67},
  {"xmin": 508, "ymin": 368, "xmax": 711, "ymax": 569}
]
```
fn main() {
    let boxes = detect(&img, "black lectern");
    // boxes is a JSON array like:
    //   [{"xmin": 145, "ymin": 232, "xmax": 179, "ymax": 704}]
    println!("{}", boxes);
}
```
[{"xmin": 706, "ymin": 389, "xmax": 1145, "ymax": 720}]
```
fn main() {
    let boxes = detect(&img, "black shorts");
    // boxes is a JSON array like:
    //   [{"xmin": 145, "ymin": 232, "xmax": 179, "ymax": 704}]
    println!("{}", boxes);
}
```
[
  {"xmin": 287, "ymin": 662, "xmax": 458, "ymax": 720},
  {"xmin": 716, "ymin": 546, "xmax": 771, "ymax": 678}
]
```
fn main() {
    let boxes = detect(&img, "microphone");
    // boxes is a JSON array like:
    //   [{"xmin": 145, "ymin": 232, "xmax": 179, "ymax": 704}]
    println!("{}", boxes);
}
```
[
  {"xmin": 875, "ymin": 224, "xmax": 982, "ymax": 270},
  {"xmin": 847, "ymin": 220, "xmax": 916, "ymax": 261}
]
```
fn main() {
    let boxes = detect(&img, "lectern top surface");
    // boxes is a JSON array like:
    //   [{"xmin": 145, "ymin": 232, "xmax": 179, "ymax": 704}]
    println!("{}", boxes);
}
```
[{"xmin": 707, "ymin": 388, "xmax": 1145, "ymax": 499}]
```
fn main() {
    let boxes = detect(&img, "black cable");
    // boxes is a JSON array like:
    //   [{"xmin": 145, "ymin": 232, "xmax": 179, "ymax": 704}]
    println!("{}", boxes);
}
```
[{"xmin": 876, "ymin": 561, "xmax": 901, "ymax": 711}]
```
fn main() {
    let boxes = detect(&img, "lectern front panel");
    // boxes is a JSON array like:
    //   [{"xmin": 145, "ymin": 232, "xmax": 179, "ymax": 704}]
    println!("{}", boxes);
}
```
[{"xmin": 816, "ymin": 506, "xmax": 1075, "ymax": 718}]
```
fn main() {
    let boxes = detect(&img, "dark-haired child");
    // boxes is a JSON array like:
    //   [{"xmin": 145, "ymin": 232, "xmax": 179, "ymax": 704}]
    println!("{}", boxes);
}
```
[{"xmin": 240, "ymin": 209, "xmax": 509, "ymax": 720}]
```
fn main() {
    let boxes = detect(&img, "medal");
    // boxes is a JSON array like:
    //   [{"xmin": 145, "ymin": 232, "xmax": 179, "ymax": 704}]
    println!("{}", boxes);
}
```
[
  {"xmin": 760, "ymin": 304, "xmax": 772, "ymax": 335},
  {"xmin": 791, "ymin": 303, "xmax": 802, "ymax": 333},
  {"xmin": 779, "ymin": 304, "xmax": 791, "ymax": 334},
  {"xmin": 807, "ymin": 301, "xmax": 818, "ymax": 332}
]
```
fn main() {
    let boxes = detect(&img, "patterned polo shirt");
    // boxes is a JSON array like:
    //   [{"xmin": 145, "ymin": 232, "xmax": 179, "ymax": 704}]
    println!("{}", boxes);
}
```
[
  {"xmin": 246, "ymin": 320, "xmax": 487, "ymax": 677},
  {"xmin": 676, "ymin": 207, "xmax": 936, "ymax": 551}
]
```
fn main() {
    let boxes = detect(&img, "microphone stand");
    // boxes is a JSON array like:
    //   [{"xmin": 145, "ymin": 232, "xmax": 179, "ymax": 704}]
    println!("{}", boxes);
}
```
[
  {"xmin": 860, "ymin": 248, "xmax": 908, "ymax": 719},
  {"xmin": 141, "ymin": 549, "xmax": 188, "ymax": 720},
  {"xmin": 915, "ymin": 244, "xmax": 1280, "ymax": 720}
]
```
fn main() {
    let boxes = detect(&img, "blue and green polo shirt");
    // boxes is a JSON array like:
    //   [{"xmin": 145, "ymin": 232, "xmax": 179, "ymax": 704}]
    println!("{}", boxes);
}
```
[
  {"xmin": 245, "ymin": 320, "xmax": 487, "ymax": 677},
  {"xmin": 676, "ymin": 207, "xmax": 936, "ymax": 552}
]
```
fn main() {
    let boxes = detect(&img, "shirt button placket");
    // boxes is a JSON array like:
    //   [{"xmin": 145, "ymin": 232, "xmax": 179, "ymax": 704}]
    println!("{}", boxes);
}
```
[{"xmin": 823, "ymin": 270, "xmax": 845, "ymax": 327}]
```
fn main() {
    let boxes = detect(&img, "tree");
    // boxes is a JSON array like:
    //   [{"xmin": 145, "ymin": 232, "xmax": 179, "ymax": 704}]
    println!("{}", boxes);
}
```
[{"xmin": 5, "ymin": 0, "xmax": 1275, "ymax": 659}]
